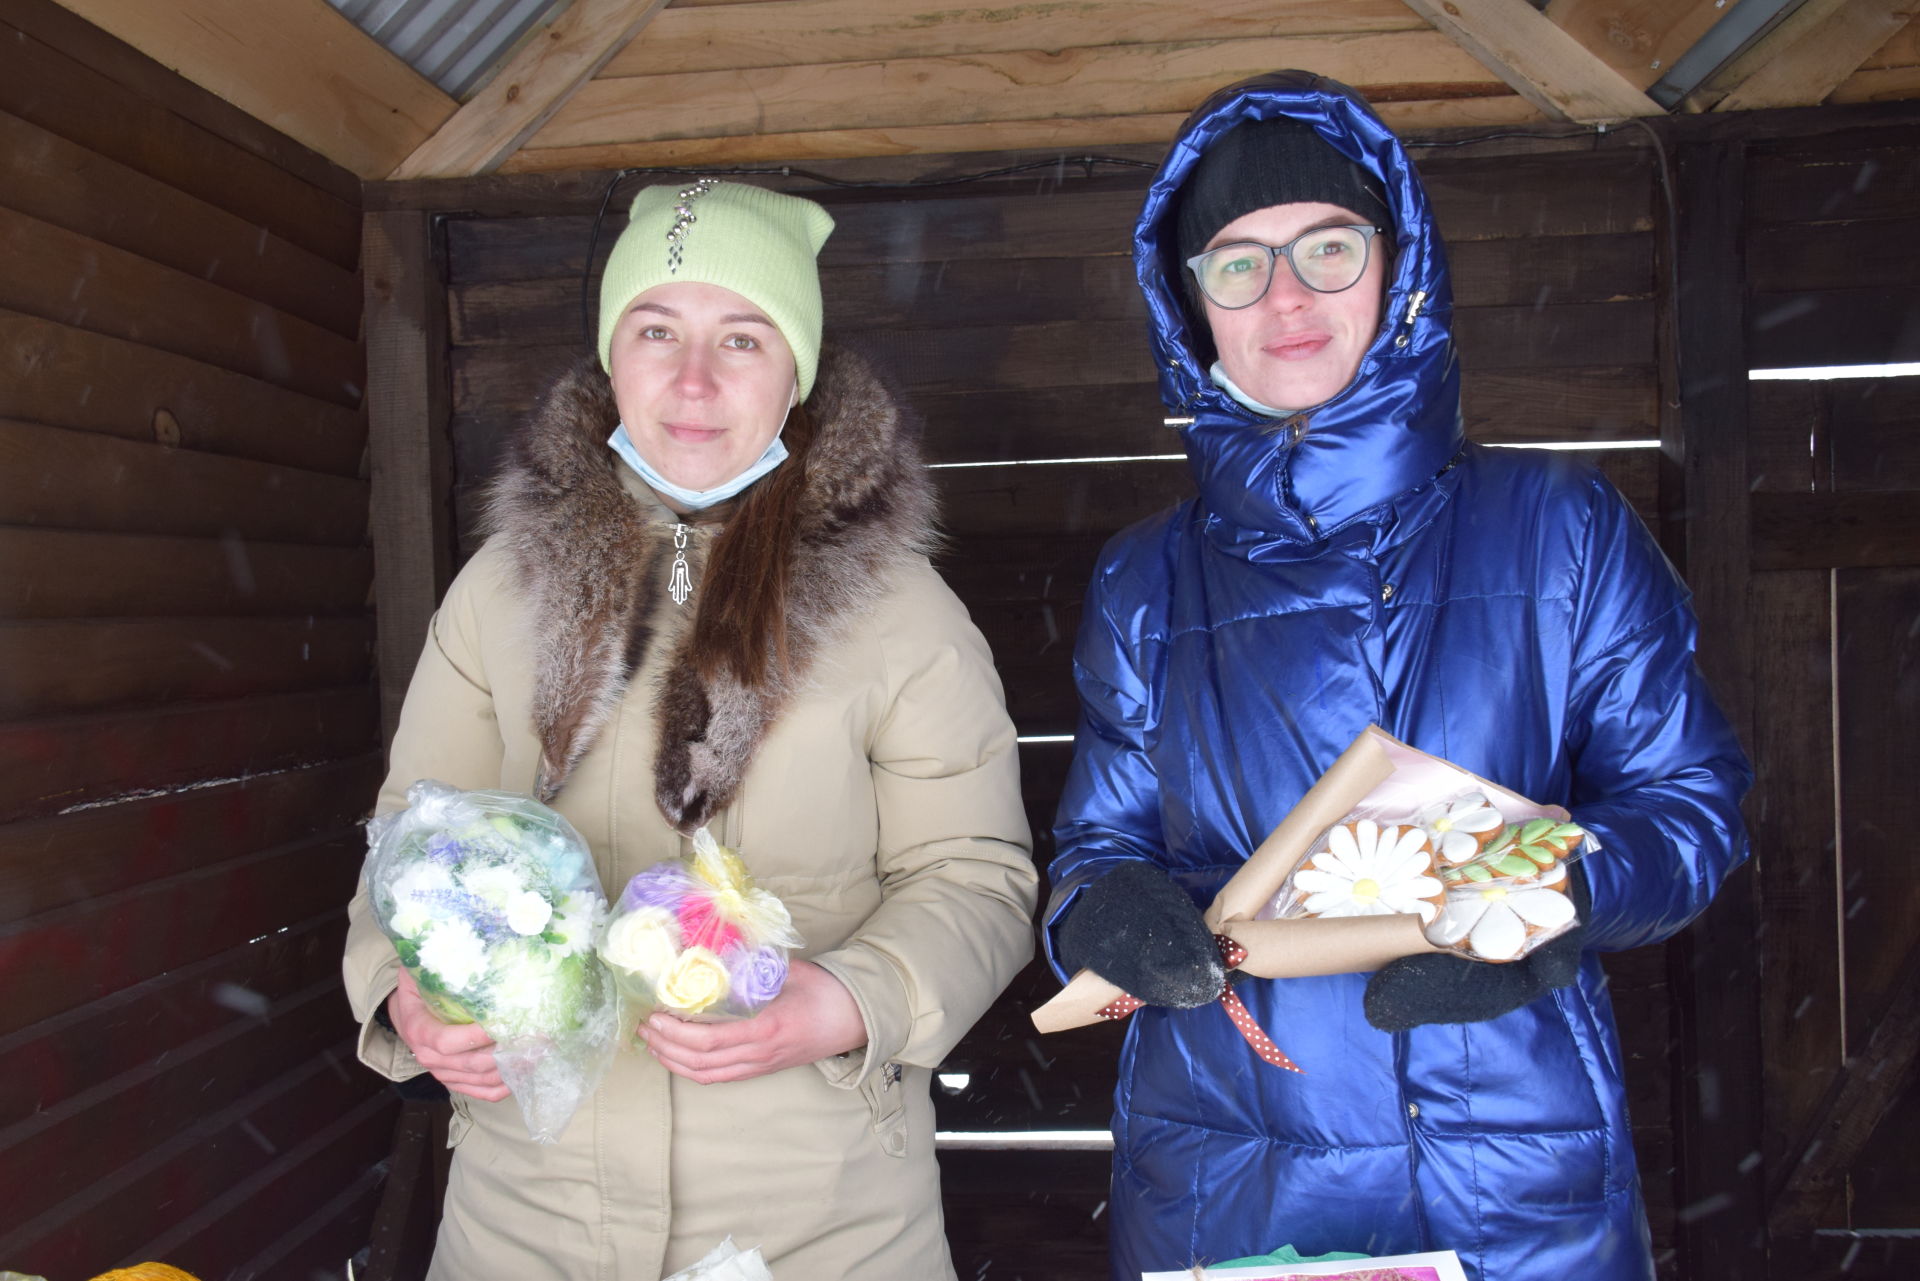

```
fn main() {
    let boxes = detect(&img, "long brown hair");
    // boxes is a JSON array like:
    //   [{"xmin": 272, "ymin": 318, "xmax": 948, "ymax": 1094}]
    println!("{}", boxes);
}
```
[{"xmin": 690, "ymin": 396, "xmax": 818, "ymax": 685}]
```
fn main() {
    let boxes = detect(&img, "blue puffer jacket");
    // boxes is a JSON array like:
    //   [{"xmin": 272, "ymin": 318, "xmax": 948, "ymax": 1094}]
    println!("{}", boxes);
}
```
[{"xmin": 1045, "ymin": 73, "xmax": 1752, "ymax": 1281}]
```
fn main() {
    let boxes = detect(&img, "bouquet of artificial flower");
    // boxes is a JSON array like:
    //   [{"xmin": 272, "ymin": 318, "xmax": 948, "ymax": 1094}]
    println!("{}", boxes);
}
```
[
  {"xmin": 1035, "ymin": 727, "xmax": 1599, "ymax": 1037},
  {"xmin": 1261, "ymin": 788, "xmax": 1587, "ymax": 962},
  {"xmin": 364, "ymin": 780, "xmax": 620, "ymax": 1142},
  {"xmin": 598, "ymin": 827, "xmax": 803, "ymax": 1026}
]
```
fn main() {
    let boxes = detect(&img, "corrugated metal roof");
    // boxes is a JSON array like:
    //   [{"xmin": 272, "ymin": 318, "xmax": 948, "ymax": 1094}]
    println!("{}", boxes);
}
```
[{"xmin": 326, "ymin": 0, "xmax": 572, "ymax": 100}]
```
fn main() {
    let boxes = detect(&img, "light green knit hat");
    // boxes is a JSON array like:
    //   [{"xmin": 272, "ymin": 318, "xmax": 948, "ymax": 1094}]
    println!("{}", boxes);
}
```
[{"xmin": 597, "ymin": 180, "xmax": 836, "ymax": 399}]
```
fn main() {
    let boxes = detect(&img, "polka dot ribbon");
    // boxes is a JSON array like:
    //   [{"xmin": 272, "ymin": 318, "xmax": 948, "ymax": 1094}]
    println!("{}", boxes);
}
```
[{"xmin": 1093, "ymin": 936, "xmax": 1304, "ymax": 1075}]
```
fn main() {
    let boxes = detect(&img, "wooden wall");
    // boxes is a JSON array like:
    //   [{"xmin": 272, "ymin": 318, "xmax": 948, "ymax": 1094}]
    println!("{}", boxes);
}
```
[
  {"xmin": 403, "ymin": 130, "xmax": 1677, "ymax": 1277},
  {"xmin": 0, "ymin": 0, "xmax": 392, "ymax": 1274},
  {"xmin": 1740, "ymin": 122, "xmax": 1920, "ymax": 1278}
]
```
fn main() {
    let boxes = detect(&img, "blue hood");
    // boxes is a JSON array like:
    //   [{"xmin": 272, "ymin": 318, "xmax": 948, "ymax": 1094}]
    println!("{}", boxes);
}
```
[{"xmin": 1138, "ymin": 71, "xmax": 1464, "ymax": 549}]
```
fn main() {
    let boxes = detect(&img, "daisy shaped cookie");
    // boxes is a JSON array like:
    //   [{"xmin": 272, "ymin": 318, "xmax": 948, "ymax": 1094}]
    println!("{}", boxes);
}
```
[
  {"xmin": 1429, "ymin": 862, "xmax": 1578, "ymax": 961},
  {"xmin": 1416, "ymin": 792, "xmax": 1506, "ymax": 864},
  {"xmin": 1293, "ymin": 820, "xmax": 1445, "ymax": 925}
]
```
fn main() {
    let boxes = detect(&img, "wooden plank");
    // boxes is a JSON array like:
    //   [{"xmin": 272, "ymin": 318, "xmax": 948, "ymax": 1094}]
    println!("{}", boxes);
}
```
[
  {"xmin": 1713, "ymin": 0, "xmax": 1913, "ymax": 113},
  {"xmin": 611, "ymin": 0, "xmax": 1428, "ymax": 75},
  {"xmin": 0, "ymin": 756, "xmax": 380, "ymax": 923},
  {"xmin": 44, "ymin": 0, "xmax": 455, "ymax": 179},
  {"xmin": 1748, "ymin": 287, "xmax": 1920, "ymax": 369},
  {"xmin": 364, "ymin": 211, "xmax": 455, "ymax": 746},
  {"xmin": 0, "ymin": 12, "xmax": 361, "ymax": 268},
  {"xmin": 0, "ymin": 528, "xmax": 372, "ymax": 622},
  {"xmin": 1746, "ymin": 379, "xmax": 1827, "ymax": 495},
  {"xmin": 539, "ymin": 32, "xmax": 1510, "ymax": 147},
  {"xmin": 0, "ymin": 419, "xmax": 370, "ymax": 546},
  {"xmin": 1746, "ymin": 571, "xmax": 1843, "ymax": 1176},
  {"xmin": 394, "ymin": 0, "xmax": 671, "ymax": 180},
  {"xmin": 1748, "ymin": 216, "xmax": 1920, "ymax": 295},
  {"xmin": 936, "ymin": 457, "xmax": 1191, "ymax": 539},
  {"xmin": 1750, "ymin": 375, "xmax": 1920, "ymax": 495},
  {"xmin": 0, "ymin": 617, "xmax": 375, "ymax": 720},
  {"xmin": 1543, "ymin": 0, "xmax": 1734, "ymax": 92},
  {"xmin": 940, "ymin": 1150, "xmax": 1111, "ymax": 1277},
  {"xmin": 0, "ymin": 685, "xmax": 379, "ymax": 824},
  {"xmin": 502, "ymin": 96, "xmax": 1545, "ymax": 171},
  {"xmin": 1747, "ymin": 144, "xmax": 1920, "ymax": 226},
  {"xmin": 0, "ymin": 913, "xmax": 348, "ymax": 1124},
  {"xmin": 0, "ymin": 310, "xmax": 365, "ymax": 478},
  {"xmin": 451, "ymin": 304, "xmax": 1651, "ymax": 428},
  {"xmin": 1663, "ymin": 133, "xmax": 1764, "ymax": 1281},
  {"xmin": 1401, "ymin": 0, "xmax": 1664, "ymax": 121},
  {"xmin": 0, "ymin": 208, "xmax": 364, "ymax": 408},
  {"xmin": 1835, "ymin": 566, "xmax": 1920, "ymax": 1033},
  {"xmin": 0, "ymin": 971, "xmax": 366, "ymax": 1231},
  {"xmin": 448, "ymin": 155, "xmax": 1647, "ymax": 283},
  {"xmin": 207, "ymin": 1140, "xmax": 391, "ymax": 1281},
  {"xmin": 1830, "ymin": 60, "xmax": 1920, "ymax": 102},
  {"xmin": 0, "ymin": 827, "xmax": 365, "ymax": 1036},
  {"xmin": 1769, "ymin": 932, "xmax": 1920, "ymax": 1236},
  {"xmin": 447, "ymin": 232, "xmax": 1653, "ymax": 346},
  {"xmin": 0, "ymin": 110, "xmax": 361, "ymax": 339},
  {"xmin": 1752, "ymin": 491, "xmax": 1920, "ymax": 569},
  {"xmin": 0, "ymin": 1025, "xmax": 390, "ymax": 1275},
  {"xmin": 0, "ymin": 0, "xmax": 361, "ymax": 205}
]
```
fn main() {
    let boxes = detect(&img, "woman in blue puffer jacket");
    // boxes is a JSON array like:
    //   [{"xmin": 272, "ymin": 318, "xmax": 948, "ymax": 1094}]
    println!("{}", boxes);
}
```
[{"xmin": 1044, "ymin": 71, "xmax": 1752, "ymax": 1281}]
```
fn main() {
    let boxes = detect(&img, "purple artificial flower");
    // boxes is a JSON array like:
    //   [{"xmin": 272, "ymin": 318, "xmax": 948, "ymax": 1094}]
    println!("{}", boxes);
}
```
[
  {"xmin": 621, "ymin": 862, "xmax": 693, "ymax": 913},
  {"xmin": 427, "ymin": 833, "xmax": 464, "ymax": 864},
  {"xmin": 727, "ymin": 944, "xmax": 789, "ymax": 1010}
]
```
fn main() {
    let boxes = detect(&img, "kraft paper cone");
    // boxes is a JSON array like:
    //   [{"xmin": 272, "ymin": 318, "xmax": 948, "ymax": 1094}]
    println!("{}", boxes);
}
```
[{"xmin": 1031, "ymin": 726, "xmax": 1568, "ymax": 1034}]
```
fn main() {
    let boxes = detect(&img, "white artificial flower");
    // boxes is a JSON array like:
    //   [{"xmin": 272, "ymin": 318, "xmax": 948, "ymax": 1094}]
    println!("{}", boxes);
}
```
[
  {"xmin": 1293, "ymin": 819, "xmax": 1444, "ymax": 924},
  {"xmin": 1416, "ymin": 792, "xmax": 1506, "ymax": 864},
  {"xmin": 599, "ymin": 906, "xmax": 681, "ymax": 980},
  {"xmin": 505, "ymin": 889, "xmax": 554, "ymax": 936},
  {"xmin": 417, "ymin": 919, "xmax": 490, "ymax": 993},
  {"xmin": 547, "ymin": 891, "xmax": 603, "ymax": 956},
  {"xmin": 460, "ymin": 863, "xmax": 525, "ymax": 909},
  {"xmin": 1428, "ymin": 861, "xmax": 1578, "ymax": 960}
]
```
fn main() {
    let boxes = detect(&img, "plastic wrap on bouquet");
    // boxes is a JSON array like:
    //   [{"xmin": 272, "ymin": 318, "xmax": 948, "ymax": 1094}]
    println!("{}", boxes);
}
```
[
  {"xmin": 1034, "ymin": 727, "xmax": 1597, "ymax": 1042},
  {"xmin": 598, "ymin": 827, "xmax": 804, "ymax": 1027},
  {"xmin": 364, "ymin": 780, "xmax": 619, "ymax": 1142}
]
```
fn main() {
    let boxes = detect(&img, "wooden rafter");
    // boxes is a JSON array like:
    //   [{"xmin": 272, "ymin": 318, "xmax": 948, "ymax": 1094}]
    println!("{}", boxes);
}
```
[
  {"xmin": 1768, "ymin": 932, "xmax": 1920, "ymax": 1238},
  {"xmin": 391, "ymin": 0, "xmax": 670, "ymax": 181},
  {"xmin": 1710, "ymin": 0, "xmax": 1913, "ymax": 112},
  {"xmin": 1401, "ymin": 0, "xmax": 1665, "ymax": 121},
  {"xmin": 46, "ymin": 0, "xmax": 454, "ymax": 179}
]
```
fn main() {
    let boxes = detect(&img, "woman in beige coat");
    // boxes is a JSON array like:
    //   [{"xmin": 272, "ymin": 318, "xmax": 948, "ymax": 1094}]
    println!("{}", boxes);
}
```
[{"xmin": 342, "ymin": 180, "xmax": 1037, "ymax": 1279}]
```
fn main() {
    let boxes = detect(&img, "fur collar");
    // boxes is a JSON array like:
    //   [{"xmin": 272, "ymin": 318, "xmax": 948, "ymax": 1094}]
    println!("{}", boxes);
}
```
[{"xmin": 482, "ymin": 345, "xmax": 936, "ymax": 831}]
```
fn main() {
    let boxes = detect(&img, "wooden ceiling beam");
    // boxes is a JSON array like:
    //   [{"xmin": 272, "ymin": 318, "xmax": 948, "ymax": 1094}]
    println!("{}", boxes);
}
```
[
  {"xmin": 46, "ymin": 0, "xmax": 454, "ymax": 179},
  {"xmin": 391, "ymin": 0, "xmax": 670, "ymax": 180},
  {"xmin": 607, "ymin": 0, "xmax": 1427, "ymax": 77},
  {"xmin": 1400, "ymin": 0, "xmax": 1665, "ymax": 121},
  {"xmin": 1543, "ymin": 0, "xmax": 1735, "ymax": 91},
  {"xmin": 1707, "ymin": 0, "xmax": 1913, "ymax": 112},
  {"xmin": 501, "ymin": 99, "xmax": 1544, "ymax": 173},
  {"xmin": 536, "ymin": 31, "xmax": 1511, "ymax": 148}
]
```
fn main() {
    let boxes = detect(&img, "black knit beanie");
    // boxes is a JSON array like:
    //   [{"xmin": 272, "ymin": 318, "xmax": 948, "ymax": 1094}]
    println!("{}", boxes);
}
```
[{"xmin": 1174, "ymin": 117, "xmax": 1391, "ymax": 266}]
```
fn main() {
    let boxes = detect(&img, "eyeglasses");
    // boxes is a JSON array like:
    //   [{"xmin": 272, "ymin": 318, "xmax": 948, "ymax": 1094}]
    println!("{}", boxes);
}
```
[{"xmin": 1185, "ymin": 225, "xmax": 1384, "ymax": 310}]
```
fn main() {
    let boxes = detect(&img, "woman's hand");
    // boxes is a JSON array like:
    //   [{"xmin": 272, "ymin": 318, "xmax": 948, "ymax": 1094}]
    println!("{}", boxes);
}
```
[
  {"xmin": 638, "ymin": 960, "xmax": 867, "ymax": 1085},
  {"xmin": 386, "ymin": 967, "xmax": 510, "ymax": 1102}
]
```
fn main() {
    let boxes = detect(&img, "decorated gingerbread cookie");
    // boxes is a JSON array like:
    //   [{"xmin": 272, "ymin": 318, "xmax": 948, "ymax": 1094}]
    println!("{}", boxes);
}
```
[{"xmin": 1291, "ymin": 819, "xmax": 1445, "ymax": 926}]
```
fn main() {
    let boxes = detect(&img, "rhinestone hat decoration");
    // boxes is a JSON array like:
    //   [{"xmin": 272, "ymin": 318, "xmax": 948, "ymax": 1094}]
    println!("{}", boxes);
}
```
[{"xmin": 665, "ymin": 179, "xmax": 720, "ymax": 274}]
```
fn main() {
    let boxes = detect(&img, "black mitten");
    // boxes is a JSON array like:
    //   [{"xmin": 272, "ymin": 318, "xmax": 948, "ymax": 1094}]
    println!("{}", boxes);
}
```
[
  {"xmin": 1058, "ymin": 862, "xmax": 1226, "ymax": 1008},
  {"xmin": 1363, "ymin": 861, "xmax": 1591, "ymax": 1033}
]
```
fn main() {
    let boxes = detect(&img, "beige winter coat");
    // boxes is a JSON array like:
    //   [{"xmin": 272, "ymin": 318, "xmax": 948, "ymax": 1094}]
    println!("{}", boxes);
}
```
[{"xmin": 342, "ymin": 351, "xmax": 1036, "ymax": 1280}]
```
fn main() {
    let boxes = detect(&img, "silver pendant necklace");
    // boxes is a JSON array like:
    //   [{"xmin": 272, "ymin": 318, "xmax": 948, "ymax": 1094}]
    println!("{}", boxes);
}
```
[{"xmin": 669, "ymin": 523, "xmax": 693, "ymax": 606}]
